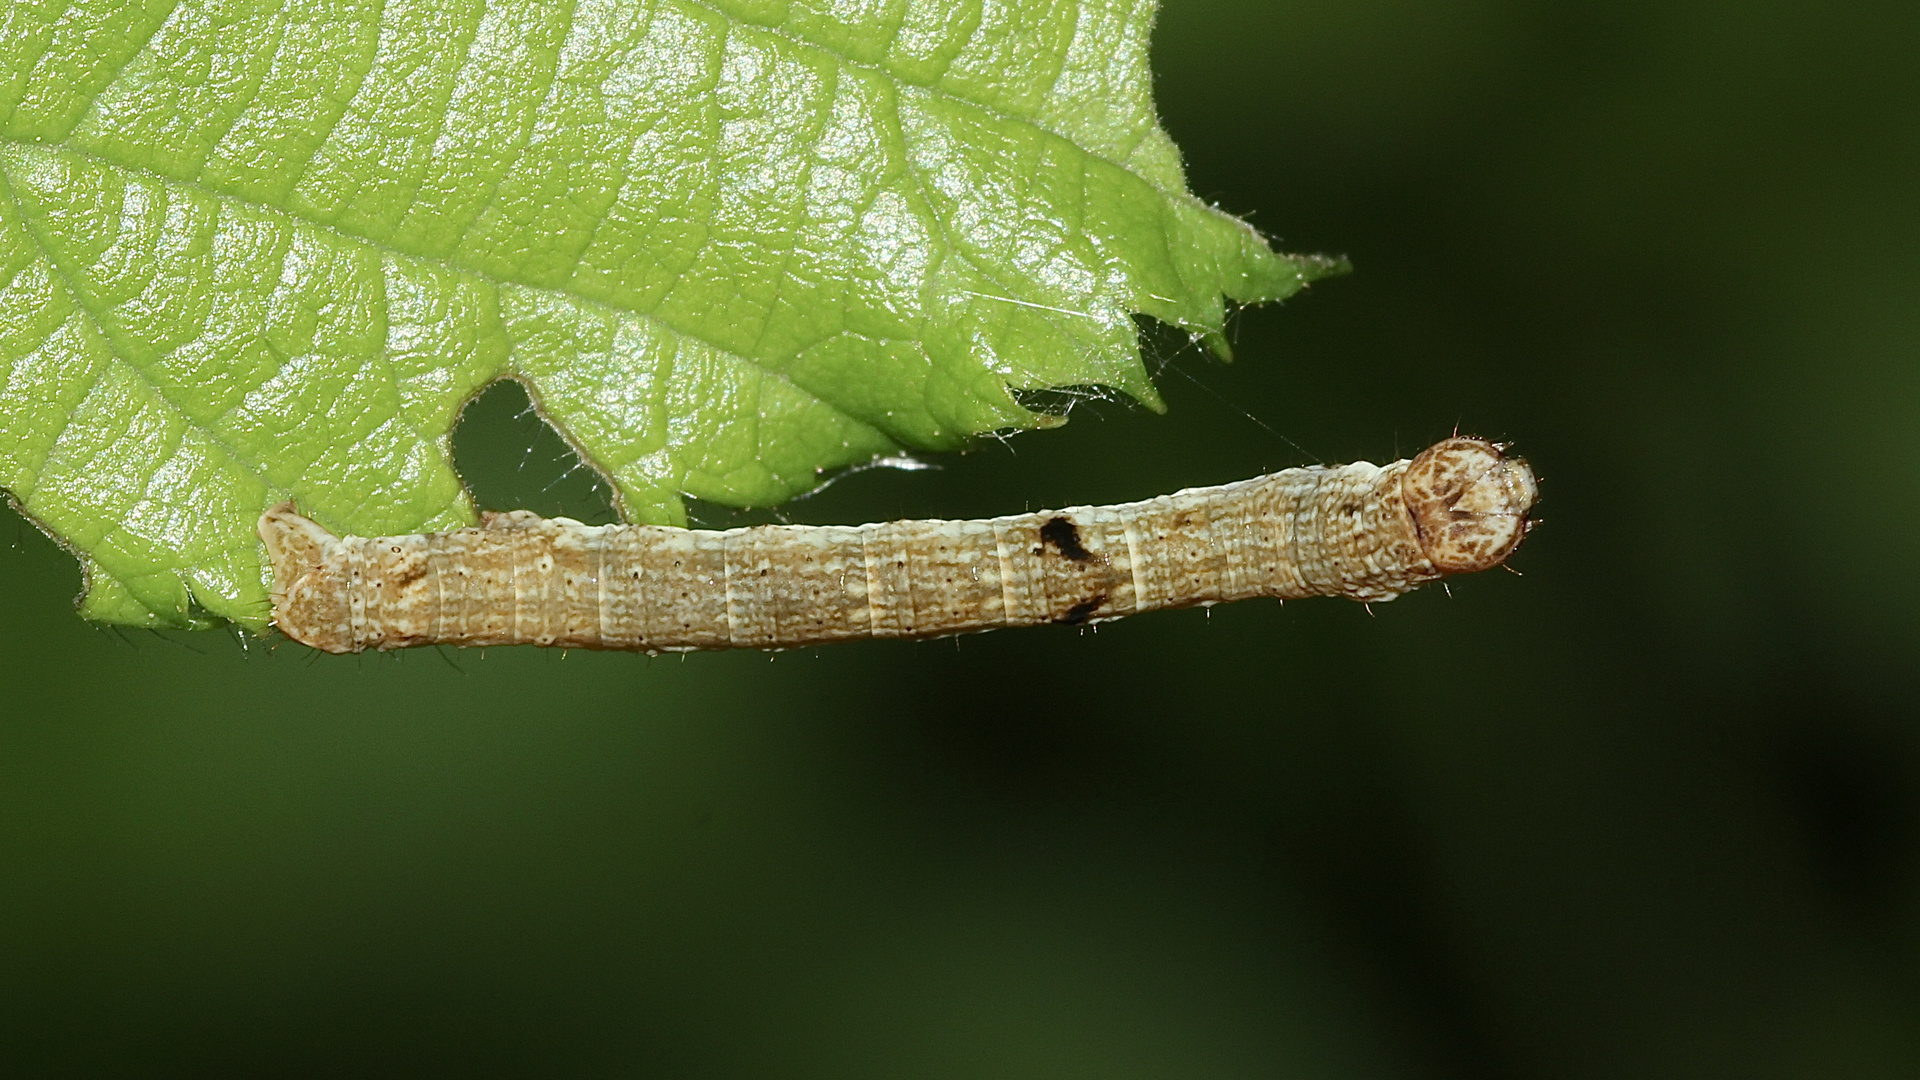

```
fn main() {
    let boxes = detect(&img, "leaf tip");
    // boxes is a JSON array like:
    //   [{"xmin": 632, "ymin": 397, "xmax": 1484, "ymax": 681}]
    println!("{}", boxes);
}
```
[{"xmin": 1296, "ymin": 252, "xmax": 1354, "ymax": 282}]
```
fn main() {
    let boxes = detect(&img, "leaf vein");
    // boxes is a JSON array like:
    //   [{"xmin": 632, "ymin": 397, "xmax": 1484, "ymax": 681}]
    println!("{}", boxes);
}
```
[
  {"xmin": 188, "ymin": 0, "xmax": 295, "ymax": 184},
  {"xmin": 745, "ymin": 59, "xmax": 839, "ymax": 361},
  {"xmin": 443, "ymin": 0, "xmax": 580, "ymax": 261},
  {"xmin": 278, "ymin": 0, "xmax": 393, "ymax": 203},
  {"xmin": 1, "ymin": 0, "xmax": 79, "ymax": 132},
  {"xmin": 673, "ymin": 0, "xmax": 1182, "ymax": 202},
  {"xmin": 68, "ymin": 0, "xmax": 188, "ymax": 144}
]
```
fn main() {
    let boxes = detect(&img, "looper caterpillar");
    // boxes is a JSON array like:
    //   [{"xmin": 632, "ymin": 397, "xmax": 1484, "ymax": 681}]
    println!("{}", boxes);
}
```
[{"xmin": 260, "ymin": 438, "xmax": 1536, "ymax": 654}]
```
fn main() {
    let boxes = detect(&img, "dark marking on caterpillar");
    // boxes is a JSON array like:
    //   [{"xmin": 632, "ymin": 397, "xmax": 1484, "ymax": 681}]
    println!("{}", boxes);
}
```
[
  {"xmin": 1040, "ymin": 516, "xmax": 1093, "ymax": 561},
  {"xmin": 1059, "ymin": 594, "xmax": 1108, "ymax": 625}
]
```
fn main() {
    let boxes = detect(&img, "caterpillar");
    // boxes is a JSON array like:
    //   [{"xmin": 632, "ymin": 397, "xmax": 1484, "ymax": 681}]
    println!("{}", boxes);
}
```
[{"xmin": 259, "ymin": 438, "xmax": 1537, "ymax": 654}]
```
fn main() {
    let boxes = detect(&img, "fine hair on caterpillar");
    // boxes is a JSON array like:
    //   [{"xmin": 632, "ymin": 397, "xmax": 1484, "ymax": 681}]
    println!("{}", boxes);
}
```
[{"xmin": 259, "ymin": 438, "xmax": 1538, "ymax": 654}]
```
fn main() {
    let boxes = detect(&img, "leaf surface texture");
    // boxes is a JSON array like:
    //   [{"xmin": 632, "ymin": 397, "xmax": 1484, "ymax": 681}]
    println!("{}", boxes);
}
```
[{"xmin": 0, "ymin": 0, "xmax": 1328, "ymax": 627}]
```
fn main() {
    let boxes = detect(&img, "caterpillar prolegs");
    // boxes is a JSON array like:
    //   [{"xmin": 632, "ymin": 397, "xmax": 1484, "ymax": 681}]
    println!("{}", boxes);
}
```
[{"xmin": 259, "ymin": 438, "xmax": 1537, "ymax": 654}]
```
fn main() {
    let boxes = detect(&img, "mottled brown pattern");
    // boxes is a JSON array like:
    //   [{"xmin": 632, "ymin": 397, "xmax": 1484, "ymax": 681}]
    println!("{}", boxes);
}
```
[{"xmin": 260, "ymin": 439, "xmax": 1536, "ymax": 654}]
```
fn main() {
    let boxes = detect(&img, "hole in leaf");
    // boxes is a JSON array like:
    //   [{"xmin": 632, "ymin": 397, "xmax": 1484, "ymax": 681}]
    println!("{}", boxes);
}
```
[{"xmin": 451, "ymin": 379, "xmax": 620, "ymax": 525}]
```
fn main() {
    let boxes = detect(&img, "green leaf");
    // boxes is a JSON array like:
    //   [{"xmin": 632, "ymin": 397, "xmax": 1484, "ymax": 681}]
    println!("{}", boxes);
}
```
[{"xmin": 0, "ymin": 0, "xmax": 1337, "ymax": 630}]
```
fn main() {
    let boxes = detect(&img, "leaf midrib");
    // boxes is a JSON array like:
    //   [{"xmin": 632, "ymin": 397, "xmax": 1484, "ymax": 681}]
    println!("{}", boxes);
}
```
[
  {"xmin": 0, "ymin": 70, "xmax": 1147, "ymax": 452},
  {"xmin": 0, "ymin": 139, "xmax": 876, "ymax": 485}
]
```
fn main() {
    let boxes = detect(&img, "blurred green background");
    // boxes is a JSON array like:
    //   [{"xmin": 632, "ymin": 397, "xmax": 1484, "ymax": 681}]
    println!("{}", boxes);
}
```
[{"xmin": 5, "ymin": 0, "xmax": 1918, "ymax": 1075}]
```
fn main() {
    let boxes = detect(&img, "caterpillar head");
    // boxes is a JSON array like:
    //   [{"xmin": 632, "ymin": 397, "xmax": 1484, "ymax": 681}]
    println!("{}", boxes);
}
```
[{"xmin": 1402, "ymin": 438, "xmax": 1538, "ymax": 575}]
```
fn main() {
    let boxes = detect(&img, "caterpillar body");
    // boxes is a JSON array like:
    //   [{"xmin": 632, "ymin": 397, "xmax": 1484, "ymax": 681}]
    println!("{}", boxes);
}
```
[{"xmin": 259, "ymin": 438, "xmax": 1536, "ymax": 654}]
